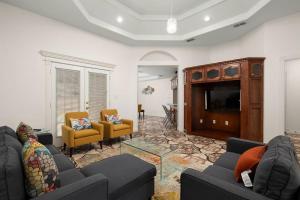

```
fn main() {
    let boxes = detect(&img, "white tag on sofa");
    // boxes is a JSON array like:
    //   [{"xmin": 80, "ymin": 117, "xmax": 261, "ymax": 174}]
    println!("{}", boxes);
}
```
[{"xmin": 241, "ymin": 170, "xmax": 253, "ymax": 187}]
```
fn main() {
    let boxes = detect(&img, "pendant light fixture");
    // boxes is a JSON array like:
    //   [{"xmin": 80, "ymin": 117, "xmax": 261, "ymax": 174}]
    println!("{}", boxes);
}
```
[{"xmin": 167, "ymin": 0, "xmax": 177, "ymax": 34}]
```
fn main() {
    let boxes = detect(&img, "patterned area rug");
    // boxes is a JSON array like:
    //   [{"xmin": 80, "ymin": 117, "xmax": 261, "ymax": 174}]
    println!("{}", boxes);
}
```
[{"xmin": 69, "ymin": 116, "xmax": 227, "ymax": 200}]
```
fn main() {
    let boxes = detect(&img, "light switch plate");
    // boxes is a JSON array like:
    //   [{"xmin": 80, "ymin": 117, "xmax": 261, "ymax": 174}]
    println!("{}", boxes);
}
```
[
  {"xmin": 200, "ymin": 119, "xmax": 203, "ymax": 124},
  {"xmin": 225, "ymin": 121, "xmax": 229, "ymax": 126},
  {"xmin": 213, "ymin": 120, "xmax": 216, "ymax": 124}
]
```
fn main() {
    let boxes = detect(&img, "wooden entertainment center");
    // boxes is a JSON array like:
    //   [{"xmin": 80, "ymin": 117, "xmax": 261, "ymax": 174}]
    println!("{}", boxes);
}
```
[{"xmin": 183, "ymin": 57, "xmax": 264, "ymax": 142}]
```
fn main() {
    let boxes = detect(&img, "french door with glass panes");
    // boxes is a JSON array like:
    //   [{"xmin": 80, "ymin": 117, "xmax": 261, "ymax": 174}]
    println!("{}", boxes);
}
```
[{"xmin": 52, "ymin": 63, "xmax": 109, "ymax": 137}]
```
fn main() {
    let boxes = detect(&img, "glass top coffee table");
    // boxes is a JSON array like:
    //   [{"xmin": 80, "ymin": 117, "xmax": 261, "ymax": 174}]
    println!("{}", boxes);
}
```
[{"xmin": 120, "ymin": 137, "xmax": 174, "ymax": 180}]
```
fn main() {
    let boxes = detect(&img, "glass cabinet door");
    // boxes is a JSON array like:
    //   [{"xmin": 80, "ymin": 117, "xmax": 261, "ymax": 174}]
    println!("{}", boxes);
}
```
[
  {"xmin": 191, "ymin": 68, "xmax": 204, "ymax": 82},
  {"xmin": 250, "ymin": 63, "xmax": 262, "ymax": 78},
  {"xmin": 222, "ymin": 63, "xmax": 241, "ymax": 80},
  {"xmin": 206, "ymin": 66, "xmax": 221, "ymax": 81}
]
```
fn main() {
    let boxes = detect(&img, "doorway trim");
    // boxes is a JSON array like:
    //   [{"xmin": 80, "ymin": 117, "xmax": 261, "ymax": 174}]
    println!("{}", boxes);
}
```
[
  {"xmin": 282, "ymin": 55, "xmax": 300, "ymax": 134},
  {"xmin": 42, "ymin": 51, "xmax": 115, "ymax": 145},
  {"xmin": 137, "ymin": 50, "xmax": 180, "ymax": 130}
]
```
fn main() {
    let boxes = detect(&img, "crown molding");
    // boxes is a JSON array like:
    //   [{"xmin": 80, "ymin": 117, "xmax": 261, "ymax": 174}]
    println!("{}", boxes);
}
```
[
  {"xmin": 183, "ymin": 0, "xmax": 272, "ymax": 39},
  {"xmin": 73, "ymin": 0, "xmax": 272, "ymax": 41},
  {"xmin": 40, "ymin": 50, "xmax": 116, "ymax": 70}
]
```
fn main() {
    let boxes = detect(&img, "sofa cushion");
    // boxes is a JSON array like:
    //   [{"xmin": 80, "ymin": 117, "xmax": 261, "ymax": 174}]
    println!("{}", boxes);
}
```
[
  {"xmin": 53, "ymin": 154, "xmax": 75, "ymax": 172},
  {"xmin": 81, "ymin": 154, "xmax": 156, "ymax": 200},
  {"xmin": 234, "ymin": 146, "xmax": 266, "ymax": 181},
  {"xmin": 0, "ymin": 134, "xmax": 23, "ymax": 157},
  {"xmin": 58, "ymin": 168, "xmax": 85, "ymax": 187},
  {"xmin": 253, "ymin": 144, "xmax": 300, "ymax": 200},
  {"xmin": 268, "ymin": 135, "xmax": 293, "ymax": 147},
  {"xmin": 0, "ymin": 146, "xmax": 26, "ymax": 200},
  {"xmin": 214, "ymin": 152, "xmax": 240, "ymax": 170},
  {"xmin": 113, "ymin": 124, "xmax": 130, "ymax": 131},
  {"xmin": 23, "ymin": 139, "xmax": 59, "ymax": 198},
  {"xmin": 268, "ymin": 135, "xmax": 297, "ymax": 159},
  {"xmin": 74, "ymin": 129, "xmax": 99, "ymax": 139},
  {"xmin": 16, "ymin": 122, "xmax": 37, "ymax": 143},
  {"xmin": 0, "ymin": 126, "xmax": 18, "ymax": 139},
  {"xmin": 45, "ymin": 145, "xmax": 61, "ymax": 155},
  {"xmin": 203, "ymin": 165, "xmax": 243, "ymax": 187}
]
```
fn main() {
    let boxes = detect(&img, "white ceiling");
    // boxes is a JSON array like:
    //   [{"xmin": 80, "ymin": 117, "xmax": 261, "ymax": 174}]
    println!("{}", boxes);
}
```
[
  {"xmin": 116, "ymin": 0, "xmax": 206, "ymax": 16},
  {"xmin": 138, "ymin": 65, "xmax": 177, "ymax": 81},
  {"xmin": 1, "ymin": 0, "xmax": 300, "ymax": 45}
]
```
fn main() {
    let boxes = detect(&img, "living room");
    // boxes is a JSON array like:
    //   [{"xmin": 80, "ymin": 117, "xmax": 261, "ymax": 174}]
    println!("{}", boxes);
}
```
[{"xmin": 1, "ymin": 0, "xmax": 300, "ymax": 200}]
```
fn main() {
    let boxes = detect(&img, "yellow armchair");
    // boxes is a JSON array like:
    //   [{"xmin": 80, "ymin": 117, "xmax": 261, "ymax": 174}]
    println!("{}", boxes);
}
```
[
  {"xmin": 99, "ymin": 109, "xmax": 133, "ymax": 140},
  {"xmin": 62, "ymin": 112, "xmax": 104, "ymax": 157}
]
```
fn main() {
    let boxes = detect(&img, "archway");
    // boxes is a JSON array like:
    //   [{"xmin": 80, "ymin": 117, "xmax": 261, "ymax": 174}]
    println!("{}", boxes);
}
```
[{"xmin": 137, "ymin": 50, "xmax": 180, "ymax": 131}]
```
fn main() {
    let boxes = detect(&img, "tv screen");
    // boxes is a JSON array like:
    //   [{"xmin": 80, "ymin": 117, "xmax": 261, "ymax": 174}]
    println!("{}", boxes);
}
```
[{"xmin": 206, "ymin": 85, "xmax": 240, "ymax": 112}]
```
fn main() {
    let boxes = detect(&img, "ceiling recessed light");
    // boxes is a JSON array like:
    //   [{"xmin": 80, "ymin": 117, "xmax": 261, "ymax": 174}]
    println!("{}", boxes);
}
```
[
  {"xmin": 204, "ymin": 16, "xmax": 210, "ymax": 22},
  {"xmin": 116, "ymin": 16, "xmax": 123, "ymax": 23}
]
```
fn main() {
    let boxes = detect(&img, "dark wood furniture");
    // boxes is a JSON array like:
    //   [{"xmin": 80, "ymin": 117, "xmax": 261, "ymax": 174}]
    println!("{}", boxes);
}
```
[
  {"xmin": 184, "ymin": 57, "xmax": 264, "ymax": 142},
  {"xmin": 138, "ymin": 104, "xmax": 145, "ymax": 120}
]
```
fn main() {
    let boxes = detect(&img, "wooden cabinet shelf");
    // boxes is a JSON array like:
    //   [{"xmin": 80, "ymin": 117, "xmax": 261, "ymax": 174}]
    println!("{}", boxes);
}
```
[{"xmin": 184, "ymin": 57, "xmax": 265, "ymax": 142}]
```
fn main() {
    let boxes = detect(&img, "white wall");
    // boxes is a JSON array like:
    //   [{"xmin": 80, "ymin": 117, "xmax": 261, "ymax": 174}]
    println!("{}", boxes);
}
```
[
  {"xmin": 138, "ymin": 78, "xmax": 173, "ymax": 117},
  {"xmin": 285, "ymin": 59, "xmax": 300, "ymax": 134},
  {"xmin": 208, "ymin": 12, "xmax": 300, "ymax": 142}
]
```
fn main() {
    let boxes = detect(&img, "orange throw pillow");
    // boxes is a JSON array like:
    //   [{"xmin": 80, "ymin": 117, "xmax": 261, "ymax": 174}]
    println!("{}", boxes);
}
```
[{"xmin": 234, "ymin": 146, "xmax": 266, "ymax": 182}]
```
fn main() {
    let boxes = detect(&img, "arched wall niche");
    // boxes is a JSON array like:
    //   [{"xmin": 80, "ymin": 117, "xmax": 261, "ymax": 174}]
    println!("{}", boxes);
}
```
[{"xmin": 139, "ymin": 50, "xmax": 178, "ymax": 62}]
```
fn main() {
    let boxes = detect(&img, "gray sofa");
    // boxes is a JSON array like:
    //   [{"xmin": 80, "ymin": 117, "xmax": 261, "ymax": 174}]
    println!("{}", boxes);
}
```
[
  {"xmin": 0, "ymin": 126, "xmax": 156, "ymax": 200},
  {"xmin": 181, "ymin": 136, "xmax": 300, "ymax": 200}
]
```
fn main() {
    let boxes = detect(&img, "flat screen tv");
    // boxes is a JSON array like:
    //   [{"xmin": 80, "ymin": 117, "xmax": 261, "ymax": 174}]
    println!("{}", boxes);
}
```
[{"xmin": 205, "ymin": 85, "xmax": 240, "ymax": 112}]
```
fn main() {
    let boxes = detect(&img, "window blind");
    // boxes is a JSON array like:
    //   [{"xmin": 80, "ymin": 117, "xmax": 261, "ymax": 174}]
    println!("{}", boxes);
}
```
[
  {"xmin": 56, "ymin": 68, "xmax": 80, "ymax": 136},
  {"xmin": 88, "ymin": 72, "xmax": 107, "ymax": 121}
]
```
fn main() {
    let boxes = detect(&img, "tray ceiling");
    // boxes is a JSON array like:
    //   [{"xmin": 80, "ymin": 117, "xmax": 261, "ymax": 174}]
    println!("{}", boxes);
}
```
[{"xmin": 1, "ymin": 0, "xmax": 300, "ymax": 45}]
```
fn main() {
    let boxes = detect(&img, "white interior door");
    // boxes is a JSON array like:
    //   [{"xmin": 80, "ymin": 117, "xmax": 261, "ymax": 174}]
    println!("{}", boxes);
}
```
[
  {"xmin": 285, "ymin": 59, "xmax": 300, "ymax": 134},
  {"xmin": 51, "ymin": 63, "xmax": 109, "ymax": 136}
]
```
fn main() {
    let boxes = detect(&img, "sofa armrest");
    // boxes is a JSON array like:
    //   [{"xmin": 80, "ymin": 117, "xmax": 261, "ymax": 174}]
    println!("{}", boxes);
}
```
[
  {"xmin": 122, "ymin": 119, "xmax": 133, "ymax": 130},
  {"xmin": 91, "ymin": 122, "xmax": 104, "ymax": 138},
  {"xmin": 181, "ymin": 168, "xmax": 272, "ymax": 200},
  {"xmin": 61, "ymin": 125, "xmax": 75, "ymax": 147},
  {"xmin": 34, "ymin": 174, "xmax": 108, "ymax": 200},
  {"xmin": 37, "ymin": 133, "xmax": 53, "ymax": 145},
  {"xmin": 227, "ymin": 137, "xmax": 264, "ymax": 154},
  {"xmin": 99, "ymin": 121, "xmax": 113, "ymax": 138}
]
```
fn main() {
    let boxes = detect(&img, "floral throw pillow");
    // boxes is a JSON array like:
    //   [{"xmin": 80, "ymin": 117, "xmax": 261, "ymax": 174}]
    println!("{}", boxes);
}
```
[
  {"xmin": 106, "ymin": 115, "xmax": 122, "ymax": 124},
  {"xmin": 16, "ymin": 122, "xmax": 37, "ymax": 143},
  {"xmin": 22, "ymin": 139, "xmax": 59, "ymax": 198},
  {"xmin": 70, "ymin": 118, "xmax": 92, "ymax": 131}
]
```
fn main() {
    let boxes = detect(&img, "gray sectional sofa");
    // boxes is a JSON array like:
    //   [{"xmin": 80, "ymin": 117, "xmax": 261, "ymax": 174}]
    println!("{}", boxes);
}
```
[
  {"xmin": 0, "ymin": 126, "xmax": 156, "ymax": 200},
  {"xmin": 181, "ymin": 136, "xmax": 300, "ymax": 200}
]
